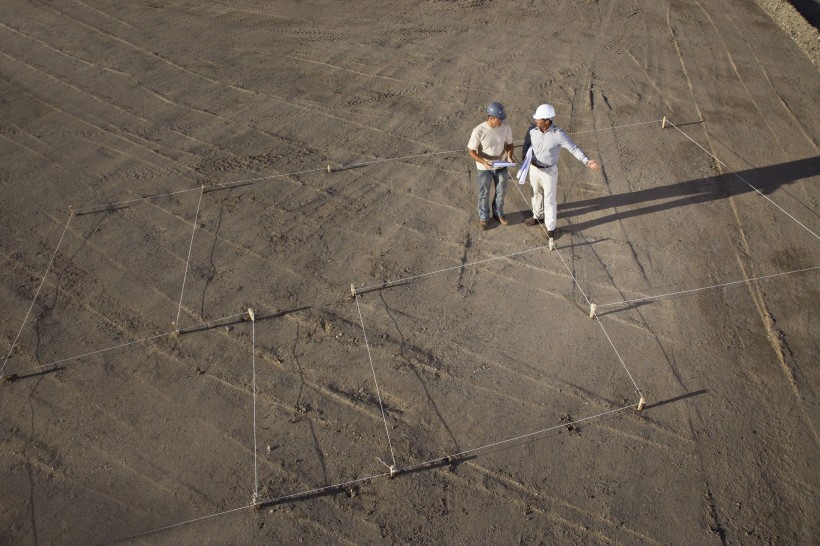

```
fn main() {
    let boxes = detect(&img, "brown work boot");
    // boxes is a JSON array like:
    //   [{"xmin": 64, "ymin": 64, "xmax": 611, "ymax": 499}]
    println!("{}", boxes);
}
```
[
  {"xmin": 479, "ymin": 220, "xmax": 489, "ymax": 230},
  {"xmin": 497, "ymin": 215, "xmax": 509, "ymax": 225},
  {"xmin": 524, "ymin": 217, "xmax": 541, "ymax": 227}
]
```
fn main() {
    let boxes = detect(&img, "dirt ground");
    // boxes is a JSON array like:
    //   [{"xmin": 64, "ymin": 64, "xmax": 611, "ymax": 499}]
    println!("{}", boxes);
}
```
[{"xmin": 1, "ymin": 1, "xmax": 818, "ymax": 544}]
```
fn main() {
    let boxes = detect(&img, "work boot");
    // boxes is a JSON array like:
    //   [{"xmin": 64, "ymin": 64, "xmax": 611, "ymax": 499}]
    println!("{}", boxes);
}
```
[
  {"xmin": 525, "ymin": 217, "xmax": 541, "ymax": 227},
  {"xmin": 479, "ymin": 220, "xmax": 489, "ymax": 230},
  {"xmin": 497, "ymin": 215, "xmax": 509, "ymax": 225}
]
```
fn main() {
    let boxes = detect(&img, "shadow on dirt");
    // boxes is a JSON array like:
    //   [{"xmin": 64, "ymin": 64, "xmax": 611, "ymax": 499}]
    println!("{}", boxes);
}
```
[
  {"xmin": 179, "ymin": 306, "xmax": 310, "ymax": 335},
  {"xmin": 644, "ymin": 389, "xmax": 708, "ymax": 410},
  {"xmin": 788, "ymin": 0, "xmax": 819, "ymax": 30},
  {"xmin": 559, "ymin": 155, "xmax": 820, "ymax": 232}
]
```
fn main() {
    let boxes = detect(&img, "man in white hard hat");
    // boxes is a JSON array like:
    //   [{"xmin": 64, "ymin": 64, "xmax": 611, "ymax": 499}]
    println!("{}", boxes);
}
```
[
  {"xmin": 467, "ymin": 101, "xmax": 515, "ymax": 230},
  {"xmin": 522, "ymin": 104, "xmax": 600, "ymax": 238}
]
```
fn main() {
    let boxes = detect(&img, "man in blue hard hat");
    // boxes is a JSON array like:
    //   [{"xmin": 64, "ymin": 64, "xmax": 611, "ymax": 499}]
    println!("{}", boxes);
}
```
[
  {"xmin": 522, "ymin": 103, "xmax": 600, "ymax": 238},
  {"xmin": 467, "ymin": 101, "xmax": 515, "ymax": 230}
]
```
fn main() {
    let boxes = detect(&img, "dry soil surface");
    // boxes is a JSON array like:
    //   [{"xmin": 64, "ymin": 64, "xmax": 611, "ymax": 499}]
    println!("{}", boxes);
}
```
[{"xmin": 1, "ymin": 1, "xmax": 818, "ymax": 545}]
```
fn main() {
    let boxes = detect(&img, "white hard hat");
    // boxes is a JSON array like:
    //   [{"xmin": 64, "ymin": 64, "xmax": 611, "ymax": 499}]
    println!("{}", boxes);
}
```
[{"xmin": 533, "ymin": 104, "xmax": 556, "ymax": 120}]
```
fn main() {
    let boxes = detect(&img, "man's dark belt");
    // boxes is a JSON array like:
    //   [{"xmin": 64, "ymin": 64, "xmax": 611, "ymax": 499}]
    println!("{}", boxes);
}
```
[{"xmin": 532, "ymin": 160, "xmax": 554, "ymax": 169}]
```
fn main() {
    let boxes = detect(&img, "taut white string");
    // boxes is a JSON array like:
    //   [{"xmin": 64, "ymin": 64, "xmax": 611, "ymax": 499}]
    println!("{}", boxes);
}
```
[
  {"xmin": 355, "ymin": 245, "xmax": 548, "ymax": 294},
  {"xmin": 1, "ymin": 208, "xmax": 74, "ymax": 378},
  {"xmin": 175, "ymin": 186, "xmax": 204, "ymax": 327},
  {"xmin": 251, "ymin": 319, "xmax": 259, "ymax": 501},
  {"xmin": 597, "ymin": 265, "xmax": 820, "ymax": 308},
  {"xmin": 508, "ymin": 138, "xmax": 644, "ymax": 397},
  {"xmin": 669, "ymin": 121, "xmax": 819, "ymax": 241},
  {"xmin": 354, "ymin": 294, "xmax": 397, "ymax": 467},
  {"xmin": 105, "ymin": 403, "xmax": 635, "ymax": 544},
  {"xmin": 25, "ymin": 312, "xmax": 247, "ymax": 372}
]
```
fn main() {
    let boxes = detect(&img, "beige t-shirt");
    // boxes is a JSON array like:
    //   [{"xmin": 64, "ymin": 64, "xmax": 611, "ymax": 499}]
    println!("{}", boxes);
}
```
[{"xmin": 467, "ymin": 121, "xmax": 513, "ymax": 171}]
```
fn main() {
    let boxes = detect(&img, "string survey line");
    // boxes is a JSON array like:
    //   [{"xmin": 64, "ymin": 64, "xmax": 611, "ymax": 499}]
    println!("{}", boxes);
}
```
[
  {"xmin": 354, "ymin": 244, "xmax": 550, "ymax": 294},
  {"xmin": 1, "ymin": 208, "xmax": 75, "ymax": 379},
  {"xmin": 668, "ymin": 121, "xmax": 820, "ymax": 242},
  {"xmin": 73, "ymin": 186, "xmax": 205, "ymax": 215},
  {"xmin": 72, "ymin": 118, "xmax": 666, "ymax": 215},
  {"xmin": 596, "ymin": 265, "xmax": 820, "ymax": 308},
  {"xmin": 251, "ymin": 316, "xmax": 260, "ymax": 503},
  {"xmin": 508, "ymin": 165, "xmax": 644, "ymax": 398},
  {"xmin": 568, "ymin": 118, "xmax": 663, "ymax": 136},
  {"xmin": 175, "ymin": 185, "xmax": 205, "ymax": 327},
  {"xmin": 353, "ymin": 294, "xmax": 397, "ymax": 469},
  {"xmin": 100, "ymin": 504, "xmax": 251, "ymax": 545},
  {"xmin": 107, "ymin": 403, "xmax": 636, "ymax": 544},
  {"xmin": 555, "ymin": 245, "xmax": 643, "ymax": 397},
  {"xmin": 22, "ymin": 312, "xmax": 248, "ymax": 374},
  {"xmin": 346, "ymin": 125, "xmax": 670, "ymax": 294}
]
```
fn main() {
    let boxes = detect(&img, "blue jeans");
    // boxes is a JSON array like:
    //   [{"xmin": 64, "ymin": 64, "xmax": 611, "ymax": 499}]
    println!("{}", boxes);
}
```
[{"xmin": 476, "ymin": 168, "xmax": 509, "ymax": 221}]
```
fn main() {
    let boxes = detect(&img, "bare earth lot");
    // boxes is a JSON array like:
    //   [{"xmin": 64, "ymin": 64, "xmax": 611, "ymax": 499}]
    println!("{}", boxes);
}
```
[{"xmin": 1, "ymin": 1, "xmax": 818, "ymax": 544}]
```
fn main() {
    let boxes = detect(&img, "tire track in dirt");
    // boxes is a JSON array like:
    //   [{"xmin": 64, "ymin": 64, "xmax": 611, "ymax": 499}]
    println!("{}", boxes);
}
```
[
  {"xmin": 692, "ymin": 0, "xmax": 787, "ymax": 154},
  {"xmin": 6, "ymin": 388, "xmax": 222, "ymax": 508},
  {"xmin": 0, "ymin": 55, "xmax": 199, "ymax": 178},
  {"xmin": 725, "ymin": 205, "xmax": 820, "ymax": 447},
  {"xmin": 366, "ymin": 333, "xmax": 591, "ymax": 423},
  {"xmin": 560, "ymin": 101, "xmax": 686, "ymax": 421},
  {"xmin": 3, "ymin": 21, "xmax": 474, "ymax": 230},
  {"xmin": 5, "ymin": 433, "xmax": 156, "ymax": 520},
  {"xmin": 628, "ymin": 3, "xmax": 672, "ymax": 117},
  {"xmin": 0, "ymin": 128, "xmax": 76, "ymax": 176},
  {"xmin": 561, "ymin": 3, "xmax": 623, "ymax": 308},
  {"xmin": 548, "ymin": 3, "xmax": 716, "ymax": 502},
  {"xmin": 269, "ymin": 51, "xmax": 497, "ymax": 95},
  {"xmin": 625, "ymin": 50, "xmax": 669, "ymax": 114},
  {"xmin": 664, "ymin": 7, "xmax": 783, "ymax": 540},
  {"xmin": 20, "ymin": 0, "xmax": 453, "ymax": 161},
  {"xmin": 29, "ymin": 0, "xmax": 258, "ymax": 97},
  {"xmin": 564, "ymin": 8, "xmax": 643, "ymax": 202},
  {"xmin": 71, "ymin": 0, "xmax": 138, "ymax": 30},
  {"xmin": 714, "ymin": 4, "xmax": 817, "ymax": 149},
  {"xmin": 0, "ymin": 47, "xmax": 280, "ymax": 188},
  {"xmin": 82, "ymin": 177, "xmax": 468, "ymax": 317},
  {"xmin": 438, "ymin": 453, "xmax": 662, "ymax": 545},
  {"xmin": 5, "ymin": 281, "xmax": 359, "ymax": 433},
  {"xmin": 174, "ymin": 0, "xmax": 299, "ymax": 25},
  {"xmin": 352, "ymin": 328, "xmax": 690, "ymax": 456},
  {"xmin": 667, "ymin": 3, "xmax": 819, "ymax": 448},
  {"xmin": 0, "ymin": 20, "xmax": 138, "ymax": 82}
]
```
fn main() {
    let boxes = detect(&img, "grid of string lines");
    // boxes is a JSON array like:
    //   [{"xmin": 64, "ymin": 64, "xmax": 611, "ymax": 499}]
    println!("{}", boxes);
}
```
[{"xmin": 2, "ymin": 118, "xmax": 818, "ymax": 544}]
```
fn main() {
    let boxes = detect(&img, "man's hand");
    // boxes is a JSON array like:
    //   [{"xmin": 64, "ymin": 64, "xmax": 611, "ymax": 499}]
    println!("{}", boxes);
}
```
[{"xmin": 587, "ymin": 160, "xmax": 600, "ymax": 172}]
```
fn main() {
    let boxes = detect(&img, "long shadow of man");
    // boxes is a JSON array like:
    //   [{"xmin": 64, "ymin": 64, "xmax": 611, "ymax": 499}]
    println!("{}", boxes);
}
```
[{"xmin": 557, "ymin": 156, "xmax": 820, "ymax": 232}]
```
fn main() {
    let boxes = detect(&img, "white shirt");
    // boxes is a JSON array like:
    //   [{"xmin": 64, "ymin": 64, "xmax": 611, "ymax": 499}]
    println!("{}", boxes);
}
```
[
  {"xmin": 467, "ymin": 121, "xmax": 513, "ymax": 171},
  {"xmin": 526, "ymin": 124, "xmax": 589, "ymax": 168}
]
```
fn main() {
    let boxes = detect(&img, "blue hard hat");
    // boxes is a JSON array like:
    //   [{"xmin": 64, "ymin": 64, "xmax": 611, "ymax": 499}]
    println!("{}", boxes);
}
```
[{"xmin": 486, "ymin": 101, "xmax": 507, "ymax": 120}]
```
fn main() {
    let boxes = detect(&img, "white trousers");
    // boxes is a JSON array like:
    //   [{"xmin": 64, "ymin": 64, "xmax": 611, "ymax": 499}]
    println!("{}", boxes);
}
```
[{"xmin": 528, "ymin": 165, "xmax": 558, "ymax": 231}]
